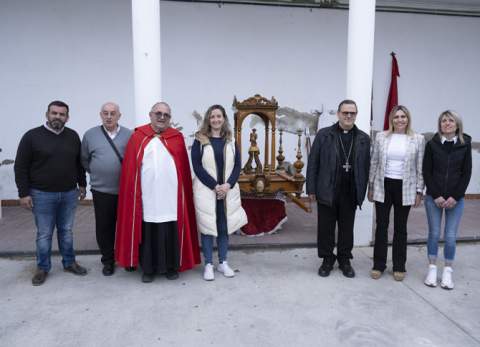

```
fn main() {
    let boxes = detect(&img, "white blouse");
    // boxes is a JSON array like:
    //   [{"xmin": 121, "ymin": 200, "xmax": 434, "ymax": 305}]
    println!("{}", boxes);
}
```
[{"xmin": 385, "ymin": 134, "xmax": 407, "ymax": 180}]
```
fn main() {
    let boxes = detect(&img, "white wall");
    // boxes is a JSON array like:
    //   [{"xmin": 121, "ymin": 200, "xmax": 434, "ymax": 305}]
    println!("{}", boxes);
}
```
[
  {"xmin": 1, "ymin": 0, "xmax": 479, "ymax": 199},
  {"xmin": 372, "ymin": 12, "xmax": 480, "ymax": 192},
  {"xmin": 0, "ymin": 0, "xmax": 135, "ymax": 199}
]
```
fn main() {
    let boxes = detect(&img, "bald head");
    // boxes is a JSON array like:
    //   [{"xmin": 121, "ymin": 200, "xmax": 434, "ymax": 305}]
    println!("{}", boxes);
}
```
[
  {"xmin": 101, "ymin": 102, "xmax": 120, "ymax": 114},
  {"xmin": 100, "ymin": 102, "xmax": 121, "ymax": 132},
  {"xmin": 150, "ymin": 102, "xmax": 171, "ymax": 114}
]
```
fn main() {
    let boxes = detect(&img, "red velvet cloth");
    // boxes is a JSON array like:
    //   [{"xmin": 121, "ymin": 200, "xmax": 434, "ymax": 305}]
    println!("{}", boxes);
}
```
[{"xmin": 240, "ymin": 198, "xmax": 287, "ymax": 235}]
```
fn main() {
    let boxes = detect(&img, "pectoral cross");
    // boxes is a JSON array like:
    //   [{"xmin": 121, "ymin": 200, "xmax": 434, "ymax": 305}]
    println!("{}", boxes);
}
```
[{"xmin": 342, "ymin": 162, "xmax": 351, "ymax": 172}]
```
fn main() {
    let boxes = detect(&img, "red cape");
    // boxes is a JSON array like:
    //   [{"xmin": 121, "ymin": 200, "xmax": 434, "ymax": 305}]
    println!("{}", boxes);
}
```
[{"xmin": 115, "ymin": 124, "xmax": 201, "ymax": 271}]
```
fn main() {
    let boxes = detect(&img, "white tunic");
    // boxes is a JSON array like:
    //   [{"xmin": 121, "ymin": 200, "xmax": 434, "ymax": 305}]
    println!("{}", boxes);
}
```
[
  {"xmin": 141, "ymin": 137, "xmax": 178, "ymax": 223},
  {"xmin": 385, "ymin": 134, "xmax": 407, "ymax": 179}
]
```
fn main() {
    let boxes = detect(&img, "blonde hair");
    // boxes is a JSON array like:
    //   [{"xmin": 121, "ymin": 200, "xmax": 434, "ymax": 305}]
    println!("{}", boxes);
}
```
[
  {"xmin": 438, "ymin": 110, "xmax": 465, "ymax": 144},
  {"xmin": 386, "ymin": 105, "xmax": 414, "ymax": 136},
  {"xmin": 198, "ymin": 104, "xmax": 232, "ymax": 141}
]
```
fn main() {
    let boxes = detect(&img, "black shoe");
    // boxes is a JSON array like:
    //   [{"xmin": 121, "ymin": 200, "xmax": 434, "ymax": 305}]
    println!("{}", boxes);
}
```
[
  {"xmin": 318, "ymin": 259, "xmax": 334, "ymax": 277},
  {"xmin": 166, "ymin": 270, "xmax": 179, "ymax": 280},
  {"xmin": 125, "ymin": 266, "xmax": 137, "ymax": 272},
  {"xmin": 102, "ymin": 264, "xmax": 115, "ymax": 276},
  {"xmin": 142, "ymin": 273, "xmax": 155, "ymax": 283},
  {"xmin": 32, "ymin": 269, "xmax": 48, "ymax": 286},
  {"xmin": 64, "ymin": 262, "xmax": 87, "ymax": 276},
  {"xmin": 339, "ymin": 262, "xmax": 355, "ymax": 278}
]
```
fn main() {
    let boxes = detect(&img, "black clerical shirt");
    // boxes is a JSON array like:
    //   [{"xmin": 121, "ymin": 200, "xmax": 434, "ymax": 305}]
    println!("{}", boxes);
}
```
[{"xmin": 335, "ymin": 124, "xmax": 356, "ymax": 203}]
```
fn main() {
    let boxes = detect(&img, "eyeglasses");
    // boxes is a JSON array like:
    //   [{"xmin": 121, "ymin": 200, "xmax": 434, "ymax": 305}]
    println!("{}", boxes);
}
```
[
  {"xmin": 341, "ymin": 112, "xmax": 357, "ymax": 117},
  {"xmin": 151, "ymin": 112, "xmax": 171, "ymax": 119}
]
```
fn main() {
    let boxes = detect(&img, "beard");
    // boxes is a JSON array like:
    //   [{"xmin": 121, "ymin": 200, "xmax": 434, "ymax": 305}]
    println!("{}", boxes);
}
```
[{"xmin": 48, "ymin": 119, "xmax": 65, "ymax": 130}]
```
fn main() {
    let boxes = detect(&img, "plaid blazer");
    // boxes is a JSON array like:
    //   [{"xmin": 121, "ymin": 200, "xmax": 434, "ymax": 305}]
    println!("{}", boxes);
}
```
[{"xmin": 369, "ymin": 131, "xmax": 425, "ymax": 206}]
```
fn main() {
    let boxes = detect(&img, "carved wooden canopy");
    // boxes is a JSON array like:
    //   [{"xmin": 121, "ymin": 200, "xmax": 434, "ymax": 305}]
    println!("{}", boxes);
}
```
[
  {"xmin": 233, "ymin": 94, "xmax": 278, "ymax": 173},
  {"xmin": 232, "ymin": 94, "xmax": 309, "ymax": 212}
]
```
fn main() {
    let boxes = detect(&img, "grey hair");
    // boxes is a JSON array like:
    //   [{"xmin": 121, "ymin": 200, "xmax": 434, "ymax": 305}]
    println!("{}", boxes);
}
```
[{"xmin": 100, "ymin": 102, "xmax": 120, "ymax": 113}]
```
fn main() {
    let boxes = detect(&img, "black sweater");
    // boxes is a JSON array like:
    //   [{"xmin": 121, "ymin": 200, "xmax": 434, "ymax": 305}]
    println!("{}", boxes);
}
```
[
  {"xmin": 14, "ymin": 126, "xmax": 87, "ymax": 197},
  {"xmin": 422, "ymin": 133, "xmax": 472, "ymax": 200}
]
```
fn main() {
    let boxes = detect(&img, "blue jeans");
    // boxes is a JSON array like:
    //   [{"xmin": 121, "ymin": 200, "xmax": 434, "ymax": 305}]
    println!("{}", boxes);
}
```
[
  {"xmin": 424, "ymin": 195, "xmax": 464, "ymax": 263},
  {"xmin": 201, "ymin": 228, "xmax": 229, "ymax": 265},
  {"xmin": 31, "ymin": 188, "xmax": 79, "ymax": 272}
]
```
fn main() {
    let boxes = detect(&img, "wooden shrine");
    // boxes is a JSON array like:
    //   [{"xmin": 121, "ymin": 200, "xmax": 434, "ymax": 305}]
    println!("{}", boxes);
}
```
[{"xmin": 233, "ymin": 94, "xmax": 310, "ymax": 212}]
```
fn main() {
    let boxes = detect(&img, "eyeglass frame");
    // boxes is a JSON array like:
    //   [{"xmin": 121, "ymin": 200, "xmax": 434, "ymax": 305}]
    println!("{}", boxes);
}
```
[{"xmin": 150, "ymin": 111, "xmax": 171, "ymax": 119}]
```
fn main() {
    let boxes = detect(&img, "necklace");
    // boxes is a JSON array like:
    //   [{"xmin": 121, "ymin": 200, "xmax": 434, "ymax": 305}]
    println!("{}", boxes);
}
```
[{"xmin": 338, "ymin": 132, "xmax": 353, "ymax": 172}]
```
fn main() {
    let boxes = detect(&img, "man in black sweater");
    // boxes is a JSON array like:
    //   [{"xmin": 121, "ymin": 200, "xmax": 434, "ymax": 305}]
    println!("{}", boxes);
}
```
[{"xmin": 14, "ymin": 100, "xmax": 88, "ymax": 286}]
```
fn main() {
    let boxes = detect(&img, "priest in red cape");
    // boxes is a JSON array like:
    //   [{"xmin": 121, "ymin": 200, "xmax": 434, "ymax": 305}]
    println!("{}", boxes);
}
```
[{"xmin": 115, "ymin": 102, "xmax": 201, "ymax": 282}]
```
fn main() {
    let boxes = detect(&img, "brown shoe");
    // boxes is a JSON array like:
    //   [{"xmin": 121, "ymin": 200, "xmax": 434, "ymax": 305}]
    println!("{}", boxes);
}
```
[
  {"xmin": 64, "ymin": 262, "xmax": 87, "ymax": 276},
  {"xmin": 393, "ymin": 271, "xmax": 405, "ymax": 281},
  {"xmin": 370, "ymin": 270, "xmax": 383, "ymax": 280},
  {"xmin": 32, "ymin": 269, "xmax": 48, "ymax": 286}
]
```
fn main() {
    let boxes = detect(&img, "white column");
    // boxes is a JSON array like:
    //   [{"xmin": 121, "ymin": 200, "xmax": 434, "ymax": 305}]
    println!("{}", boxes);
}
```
[
  {"xmin": 131, "ymin": 0, "xmax": 162, "ymax": 125},
  {"xmin": 346, "ymin": 0, "xmax": 376, "ymax": 246}
]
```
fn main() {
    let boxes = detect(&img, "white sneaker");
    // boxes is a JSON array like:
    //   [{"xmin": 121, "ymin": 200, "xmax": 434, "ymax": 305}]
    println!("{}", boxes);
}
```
[
  {"xmin": 441, "ymin": 266, "xmax": 454, "ymax": 290},
  {"xmin": 424, "ymin": 264, "xmax": 437, "ymax": 287},
  {"xmin": 203, "ymin": 263, "xmax": 214, "ymax": 281},
  {"xmin": 217, "ymin": 261, "xmax": 235, "ymax": 278}
]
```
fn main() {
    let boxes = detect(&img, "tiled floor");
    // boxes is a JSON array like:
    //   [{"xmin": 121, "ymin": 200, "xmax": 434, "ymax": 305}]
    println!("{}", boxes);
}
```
[{"xmin": 0, "ymin": 199, "xmax": 478, "ymax": 255}]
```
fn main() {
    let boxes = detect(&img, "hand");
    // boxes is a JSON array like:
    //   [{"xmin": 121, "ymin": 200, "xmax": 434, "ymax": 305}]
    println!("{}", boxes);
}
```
[
  {"xmin": 367, "ymin": 188, "xmax": 374, "ymax": 203},
  {"xmin": 20, "ymin": 196, "xmax": 33, "ymax": 209},
  {"xmin": 215, "ymin": 184, "xmax": 230, "ymax": 200},
  {"xmin": 434, "ymin": 196, "xmax": 446, "ymax": 208},
  {"xmin": 219, "ymin": 183, "xmax": 231, "ymax": 194},
  {"xmin": 79, "ymin": 187, "xmax": 87, "ymax": 201},
  {"xmin": 443, "ymin": 197, "xmax": 457, "ymax": 209},
  {"xmin": 414, "ymin": 193, "xmax": 422, "ymax": 208},
  {"xmin": 309, "ymin": 194, "xmax": 316, "ymax": 202}
]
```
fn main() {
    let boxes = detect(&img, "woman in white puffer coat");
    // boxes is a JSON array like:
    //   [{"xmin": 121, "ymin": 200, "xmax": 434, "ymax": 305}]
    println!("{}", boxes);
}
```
[{"xmin": 191, "ymin": 105, "xmax": 248, "ymax": 281}]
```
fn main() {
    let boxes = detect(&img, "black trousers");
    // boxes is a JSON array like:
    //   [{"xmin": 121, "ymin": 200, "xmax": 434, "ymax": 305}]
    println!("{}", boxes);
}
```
[
  {"xmin": 91, "ymin": 190, "xmax": 118, "ymax": 266},
  {"xmin": 373, "ymin": 178, "xmax": 411, "ymax": 272},
  {"xmin": 140, "ymin": 221, "xmax": 180, "ymax": 275},
  {"xmin": 317, "ymin": 193, "xmax": 356, "ymax": 264}
]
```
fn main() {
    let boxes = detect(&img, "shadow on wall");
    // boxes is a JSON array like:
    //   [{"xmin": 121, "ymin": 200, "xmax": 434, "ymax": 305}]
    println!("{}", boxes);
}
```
[
  {"xmin": 0, "ymin": 148, "xmax": 15, "ymax": 200},
  {"xmin": 249, "ymin": 106, "xmax": 321, "ymax": 135},
  {"xmin": 0, "ymin": 148, "xmax": 14, "ymax": 168},
  {"xmin": 188, "ymin": 106, "xmax": 321, "ymax": 138}
]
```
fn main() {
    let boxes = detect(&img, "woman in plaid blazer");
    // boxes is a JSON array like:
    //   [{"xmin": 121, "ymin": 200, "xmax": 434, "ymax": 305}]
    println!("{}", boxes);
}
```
[{"xmin": 368, "ymin": 105, "xmax": 425, "ymax": 281}]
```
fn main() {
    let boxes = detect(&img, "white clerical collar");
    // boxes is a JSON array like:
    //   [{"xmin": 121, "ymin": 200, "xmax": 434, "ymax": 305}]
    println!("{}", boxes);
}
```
[
  {"xmin": 441, "ymin": 135, "xmax": 457, "ymax": 144},
  {"xmin": 44, "ymin": 122, "xmax": 65, "ymax": 135},
  {"xmin": 103, "ymin": 125, "xmax": 121, "ymax": 139}
]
